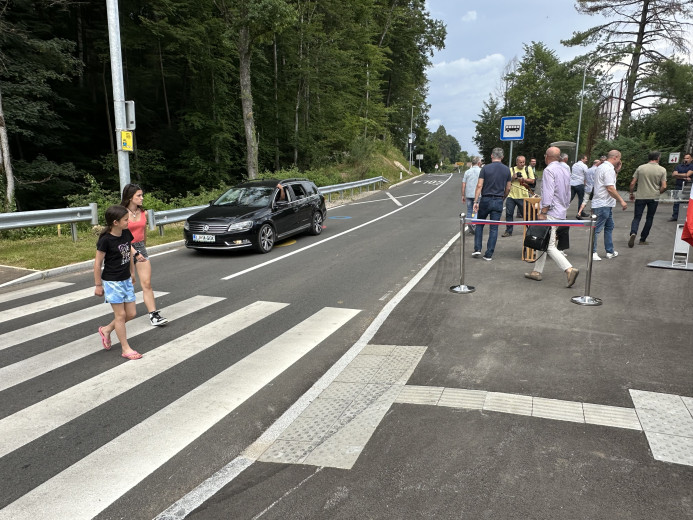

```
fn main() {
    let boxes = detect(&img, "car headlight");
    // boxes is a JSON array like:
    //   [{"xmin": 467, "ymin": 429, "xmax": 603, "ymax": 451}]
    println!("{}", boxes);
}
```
[
  {"xmin": 184, "ymin": 220, "xmax": 189, "ymax": 230},
  {"xmin": 227, "ymin": 220, "xmax": 254, "ymax": 232}
]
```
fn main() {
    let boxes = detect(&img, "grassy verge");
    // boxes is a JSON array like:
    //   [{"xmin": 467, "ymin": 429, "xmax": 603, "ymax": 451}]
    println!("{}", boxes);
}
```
[{"xmin": 0, "ymin": 224, "xmax": 184, "ymax": 271}]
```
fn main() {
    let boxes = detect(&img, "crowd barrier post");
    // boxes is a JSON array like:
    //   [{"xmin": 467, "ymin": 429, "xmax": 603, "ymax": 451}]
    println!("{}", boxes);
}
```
[
  {"xmin": 450, "ymin": 213, "xmax": 475, "ymax": 294},
  {"xmin": 571, "ymin": 214, "xmax": 602, "ymax": 306}
]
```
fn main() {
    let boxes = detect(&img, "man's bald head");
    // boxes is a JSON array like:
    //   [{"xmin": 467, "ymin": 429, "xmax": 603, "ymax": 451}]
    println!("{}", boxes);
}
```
[{"xmin": 545, "ymin": 147, "xmax": 560, "ymax": 162}]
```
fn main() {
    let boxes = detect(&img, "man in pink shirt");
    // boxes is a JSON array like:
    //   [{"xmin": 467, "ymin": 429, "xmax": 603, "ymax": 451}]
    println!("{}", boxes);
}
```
[{"xmin": 524, "ymin": 146, "xmax": 580, "ymax": 287}]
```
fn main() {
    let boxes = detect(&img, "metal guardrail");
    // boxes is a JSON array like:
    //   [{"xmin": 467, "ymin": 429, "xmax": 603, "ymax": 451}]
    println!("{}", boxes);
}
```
[
  {"xmin": 318, "ymin": 176, "xmax": 389, "ymax": 201},
  {"xmin": 147, "ymin": 177, "xmax": 390, "ymax": 234},
  {"xmin": 147, "ymin": 205, "xmax": 208, "ymax": 235},
  {"xmin": 658, "ymin": 182, "xmax": 691, "ymax": 204},
  {"xmin": 0, "ymin": 203, "xmax": 98, "ymax": 242}
]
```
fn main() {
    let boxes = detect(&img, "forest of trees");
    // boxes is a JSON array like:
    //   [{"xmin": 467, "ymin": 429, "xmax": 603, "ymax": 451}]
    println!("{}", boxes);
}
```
[
  {"xmin": 0, "ymin": 0, "xmax": 446, "ymax": 211},
  {"xmin": 474, "ymin": 0, "xmax": 693, "ymax": 184}
]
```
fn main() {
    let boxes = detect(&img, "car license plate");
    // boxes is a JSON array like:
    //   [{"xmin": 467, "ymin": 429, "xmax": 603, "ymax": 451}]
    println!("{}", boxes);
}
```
[{"xmin": 193, "ymin": 234, "xmax": 215, "ymax": 243}]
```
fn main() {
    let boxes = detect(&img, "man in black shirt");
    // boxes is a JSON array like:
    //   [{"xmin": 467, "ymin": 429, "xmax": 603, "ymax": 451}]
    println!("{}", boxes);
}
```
[{"xmin": 472, "ymin": 147, "xmax": 512, "ymax": 260}]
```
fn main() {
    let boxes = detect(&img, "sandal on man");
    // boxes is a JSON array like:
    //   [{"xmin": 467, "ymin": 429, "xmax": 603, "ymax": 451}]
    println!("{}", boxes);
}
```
[
  {"xmin": 121, "ymin": 351, "xmax": 143, "ymax": 360},
  {"xmin": 98, "ymin": 327, "xmax": 111, "ymax": 350}
]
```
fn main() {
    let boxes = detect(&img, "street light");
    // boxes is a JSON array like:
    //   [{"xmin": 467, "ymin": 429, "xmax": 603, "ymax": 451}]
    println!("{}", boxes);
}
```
[
  {"xmin": 409, "ymin": 105, "xmax": 414, "ymax": 174},
  {"xmin": 575, "ymin": 63, "xmax": 589, "ymax": 163}
]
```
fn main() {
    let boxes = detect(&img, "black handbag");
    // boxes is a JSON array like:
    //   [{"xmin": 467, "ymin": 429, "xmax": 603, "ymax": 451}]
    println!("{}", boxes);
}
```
[{"xmin": 524, "ymin": 225, "xmax": 551, "ymax": 251}]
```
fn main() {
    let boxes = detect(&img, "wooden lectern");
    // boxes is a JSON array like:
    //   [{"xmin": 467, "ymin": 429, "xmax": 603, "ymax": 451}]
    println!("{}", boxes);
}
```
[{"xmin": 522, "ymin": 196, "xmax": 542, "ymax": 261}]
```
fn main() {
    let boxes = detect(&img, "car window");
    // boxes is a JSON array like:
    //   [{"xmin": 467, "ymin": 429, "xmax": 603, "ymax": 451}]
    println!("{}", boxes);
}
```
[
  {"xmin": 291, "ymin": 184, "xmax": 307, "ymax": 199},
  {"xmin": 274, "ymin": 185, "xmax": 292, "ymax": 204},
  {"xmin": 215, "ymin": 187, "xmax": 273, "ymax": 207},
  {"xmin": 301, "ymin": 182, "xmax": 316, "ymax": 196}
]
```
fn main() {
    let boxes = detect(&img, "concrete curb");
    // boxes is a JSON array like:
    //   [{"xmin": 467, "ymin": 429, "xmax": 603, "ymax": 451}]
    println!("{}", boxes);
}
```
[{"xmin": 0, "ymin": 240, "xmax": 185, "ymax": 289}]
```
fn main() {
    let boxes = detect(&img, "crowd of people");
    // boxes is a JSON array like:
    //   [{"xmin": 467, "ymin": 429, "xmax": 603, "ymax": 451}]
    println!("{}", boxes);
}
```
[{"xmin": 462, "ymin": 146, "xmax": 692, "ymax": 287}]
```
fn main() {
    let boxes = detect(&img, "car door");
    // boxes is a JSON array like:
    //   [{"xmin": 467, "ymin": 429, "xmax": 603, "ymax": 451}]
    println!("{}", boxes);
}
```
[
  {"xmin": 288, "ymin": 183, "xmax": 313, "ymax": 230},
  {"xmin": 271, "ymin": 186, "xmax": 298, "ymax": 238}
]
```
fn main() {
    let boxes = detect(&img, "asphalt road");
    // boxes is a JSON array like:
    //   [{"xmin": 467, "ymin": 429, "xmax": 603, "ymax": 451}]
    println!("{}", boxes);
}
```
[
  {"xmin": 0, "ymin": 173, "xmax": 463, "ymax": 519},
  {"xmin": 1, "ymin": 173, "xmax": 691, "ymax": 519}
]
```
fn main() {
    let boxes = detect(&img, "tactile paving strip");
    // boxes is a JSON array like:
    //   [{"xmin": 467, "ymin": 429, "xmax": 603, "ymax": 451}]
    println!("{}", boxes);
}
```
[{"xmin": 257, "ymin": 345, "xmax": 426, "ymax": 469}]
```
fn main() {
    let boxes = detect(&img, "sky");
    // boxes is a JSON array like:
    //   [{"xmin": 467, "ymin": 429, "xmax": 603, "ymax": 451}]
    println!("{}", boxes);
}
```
[{"xmin": 424, "ymin": 1, "xmax": 613, "ymax": 156}]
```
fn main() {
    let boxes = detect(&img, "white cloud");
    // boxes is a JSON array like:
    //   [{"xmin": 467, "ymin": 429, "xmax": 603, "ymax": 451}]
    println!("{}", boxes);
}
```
[
  {"xmin": 461, "ymin": 11, "xmax": 477, "ymax": 22},
  {"xmin": 426, "ymin": 54, "xmax": 506, "ymax": 153}
]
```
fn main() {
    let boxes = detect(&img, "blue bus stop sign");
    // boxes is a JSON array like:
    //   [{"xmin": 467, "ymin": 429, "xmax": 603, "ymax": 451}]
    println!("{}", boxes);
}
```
[{"xmin": 500, "ymin": 116, "xmax": 525, "ymax": 141}]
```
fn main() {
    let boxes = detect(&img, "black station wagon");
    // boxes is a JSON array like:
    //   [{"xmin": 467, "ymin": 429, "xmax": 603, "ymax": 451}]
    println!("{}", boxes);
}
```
[{"xmin": 183, "ymin": 179, "xmax": 326, "ymax": 253}]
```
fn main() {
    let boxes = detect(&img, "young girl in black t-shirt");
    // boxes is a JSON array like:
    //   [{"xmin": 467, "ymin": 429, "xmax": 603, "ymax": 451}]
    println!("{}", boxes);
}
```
[{"xmin": 94, "ymin": 205, "xmax": 149, "ymax": 360}]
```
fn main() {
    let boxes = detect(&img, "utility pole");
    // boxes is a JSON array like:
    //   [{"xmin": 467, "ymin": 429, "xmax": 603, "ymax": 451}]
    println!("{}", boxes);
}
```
[
  {"xmin": 409, "ymin": 106, "xmax": 413, "ymax": 174},
  {"xmin": 106, "ymin": 0, "xmax": 131, "ymax": 194}
]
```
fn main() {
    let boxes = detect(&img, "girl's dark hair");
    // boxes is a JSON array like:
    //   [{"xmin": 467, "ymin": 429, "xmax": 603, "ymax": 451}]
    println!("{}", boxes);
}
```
[
  {"xmin": 99, "ymin": 205, "xmax": 129, "ymax": 240},
  {"xmin": 120, "ymin": 183, "xmax": 144, "ymax": 211}
]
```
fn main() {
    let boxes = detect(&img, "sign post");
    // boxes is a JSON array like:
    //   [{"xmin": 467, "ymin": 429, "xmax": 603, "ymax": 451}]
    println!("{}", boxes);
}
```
[{"xmin": 500, "ymin": 116, "xmax": 525, "ymax": 164}]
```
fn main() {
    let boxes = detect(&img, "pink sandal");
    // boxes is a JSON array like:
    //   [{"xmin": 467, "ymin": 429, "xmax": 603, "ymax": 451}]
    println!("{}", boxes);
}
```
[{"xmin": 98, "ymin": 327, "xmax": 111, "ymax": 350}]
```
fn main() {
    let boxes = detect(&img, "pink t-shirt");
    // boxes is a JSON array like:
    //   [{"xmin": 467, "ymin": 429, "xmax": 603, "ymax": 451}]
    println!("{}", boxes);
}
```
[{"xmin": 128, "ymin": 210, "xmax": 147, "ymax": 243}]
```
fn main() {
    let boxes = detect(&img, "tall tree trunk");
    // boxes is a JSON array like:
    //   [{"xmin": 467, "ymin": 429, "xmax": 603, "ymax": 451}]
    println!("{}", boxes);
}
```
[
  {"xmin": 620, "ymin": 0, "xmax": 649, "ymax": 134},
  {"xmin": 238, "ymin": 26, "xmax": 258, "ymax": 179},
  {"xmin": 102, "ymin": 62, "xmax": 115, "ymax": 154},
  {"xmin": 0, "ymin": 84, "xmax": 15, "ymax": 211},
  {"xmin": 273, "ymin": 34, "xmax": 280, "ymax": 171},
  {"xmin": 158, "ymin": 40, "xmax": 172, "ymax": 128}
]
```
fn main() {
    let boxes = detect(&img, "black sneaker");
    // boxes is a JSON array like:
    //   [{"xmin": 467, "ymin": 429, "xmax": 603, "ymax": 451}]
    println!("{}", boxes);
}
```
[
  {"xmin": 628, "ymin": 234, "xmax": 636, "ymax": 248},
  {"xmin": 149, "ymin": 310, "xmax": 168, "ymax": 326}
]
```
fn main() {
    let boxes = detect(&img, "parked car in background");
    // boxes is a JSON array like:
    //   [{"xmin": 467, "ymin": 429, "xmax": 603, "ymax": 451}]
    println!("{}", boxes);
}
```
[{"xmin": 183, "ymin": 179, "xmax": 326, "ymax": 253}]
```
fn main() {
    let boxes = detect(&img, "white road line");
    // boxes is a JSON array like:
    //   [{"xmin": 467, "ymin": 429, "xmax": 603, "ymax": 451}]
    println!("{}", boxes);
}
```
[
  {"xmin": 349, "ymin": 193, "xmax": 427, "ymax": 206},
  {"xmin": 156, "ymin": 232, "xmax": 461, "ymax": 520},
  {"xmin": 0, "ymin": 291, "xmax": 168, "ymax": 351},
  {"xmin": 0, "ymin": 300, "xmax": 288, "ymax": 459},
  {"xmin": 0, "ymin": 281, "xmax": 73, "ymax": 304},
  {"xmin": 386, "ymin": 191, "xmax": 403, "ymax": 206},
  {"xmin": 0, "ymin": 295, "xmax": 224, "ymax": 392},
  {"xmin": 0, "ymin": 307, "xmax": 360, "ymax": 520},
  {"xmin": 0, "ymin": 287, "xmax": 94, "ymax": 324},
  {"xmin": 221, "ymin": 174, "xmax": 453, "ymax": 281}
]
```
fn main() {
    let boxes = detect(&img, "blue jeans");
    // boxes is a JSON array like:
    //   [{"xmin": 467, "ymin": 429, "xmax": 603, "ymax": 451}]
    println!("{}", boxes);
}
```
[
  {"xmin": 504, "ymin": 197, "xmax": 524, "ymax": 234},
  {"xmin": 672, "ymin": 202, "xmax": 679, "ymax": 220},
  {"xmin": 474, "ymin": 197, "xmax": 504, "ymax": 258},
  {"xmin": 570, "ymin": 184, "xmax": 585, "ymax": 210},
  {"xmin": 465, "ymin": 198, "xmax": 476, "ymax": 231},
  {"xmin": 630, "ymin": 199, "xmax": 658, "ymax": 241},
  {"xmin": 592, "ymin": 206, "xmax": 615, "ymax": 254}
]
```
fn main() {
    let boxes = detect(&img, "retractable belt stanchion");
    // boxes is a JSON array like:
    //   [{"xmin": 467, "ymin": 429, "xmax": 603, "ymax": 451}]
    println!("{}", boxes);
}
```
[
  {"xmin": 450, "ymin": 213, "xmax": 475, "ymax": 294},
  {"xmin": 571, "ymin": 214, "xmax": 602, "ymax": 306}
]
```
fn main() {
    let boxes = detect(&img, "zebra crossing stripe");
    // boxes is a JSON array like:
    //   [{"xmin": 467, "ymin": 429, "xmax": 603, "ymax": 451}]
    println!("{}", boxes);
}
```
[
  {"xmin": 0, "ymin": 295, "xmax": 224, "ymax": 392},
  {"xmin": 0, "ymin": 291, "xmax": 168, "ymax": 351},
  {"xmin": 0, "ymin": 306, "xmax": 360, "ymax": 520},
  {"xmin": 0, "ymin": 300, "xmax": 288, "ymax": 459},
  {"xmin": 0, "ymin": 281, "xmax": 73, "ymax": 304},
  {"xmin": 0, "ymin": 287, "xmax": 94, "ymax": 324}
]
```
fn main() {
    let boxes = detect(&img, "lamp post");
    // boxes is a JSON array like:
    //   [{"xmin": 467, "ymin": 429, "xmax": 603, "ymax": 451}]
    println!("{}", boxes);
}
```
[
  {"xmin": 575, "ymin": 63, "xmax": 589, "ymax": 163},
  {"xmin": 409, "ymin": 105, "xmax": 414, "ymax": 174}
]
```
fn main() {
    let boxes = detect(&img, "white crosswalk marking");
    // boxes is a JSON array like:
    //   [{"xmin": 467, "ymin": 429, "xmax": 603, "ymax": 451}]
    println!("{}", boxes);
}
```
[
  {"xmin": 0, "ymin": 281, "xmax": 73, "ymax": 304},
  {"xmin": 0, "ymin": 295, "xmax": 224, "ymax": 391},
  {"xmin": 0, "ymin": 287, "xmax": 94, "ymax": 324},
  {"xmin": 0, "ymin": 300, "xmax": 289, "ymax": 458},
  {"xmin": 0, "ymin": 306, "xmax": 360, "ymax": 520},
  {"xmin": 0, "ymin": 291, "xmax": 168, "ymax": 350}
]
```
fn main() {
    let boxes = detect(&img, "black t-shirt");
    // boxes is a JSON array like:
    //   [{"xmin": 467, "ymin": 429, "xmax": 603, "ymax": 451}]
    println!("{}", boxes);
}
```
[
  {"xmin": 97, "ymin": 229, "xmax": 134, "ymax": 281},
  {"xmin": 479, "ymin": 162, "xmax": 512, "ymax": 197}
]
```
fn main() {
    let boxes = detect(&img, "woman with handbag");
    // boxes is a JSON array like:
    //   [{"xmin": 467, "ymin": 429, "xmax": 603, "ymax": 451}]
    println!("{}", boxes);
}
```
[{"xmin": 524, "ymin": 147, "xmax": 580, "ymax": 288}]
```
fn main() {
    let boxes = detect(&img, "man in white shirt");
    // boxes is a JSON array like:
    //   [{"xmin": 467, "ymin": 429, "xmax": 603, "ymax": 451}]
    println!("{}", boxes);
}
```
[
  {"xmin": 461, "ymin": 158, "xmax": 482, "ymax": 233},
  {"xmin": 570, "ymin": 154, "xmax": 588, "ymax": 219},
  {"xmin": 591, "ymin": 150, "xmax": 627, "ymax": 261}
]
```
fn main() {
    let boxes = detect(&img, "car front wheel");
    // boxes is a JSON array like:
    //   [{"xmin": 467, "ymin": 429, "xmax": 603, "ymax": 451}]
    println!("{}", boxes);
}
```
[
  {"xmin": 255, "ymin": 223, "xmax": 275, "ymax": 253},
  {"xmin": 309, "ymin": 211, "xmax": 324, "ymax": 236}
]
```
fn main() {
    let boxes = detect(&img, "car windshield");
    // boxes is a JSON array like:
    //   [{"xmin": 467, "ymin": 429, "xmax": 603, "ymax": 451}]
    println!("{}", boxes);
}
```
[{"xmin": 214, "ymin": 186, "xmax": 273, "ymax": 207}]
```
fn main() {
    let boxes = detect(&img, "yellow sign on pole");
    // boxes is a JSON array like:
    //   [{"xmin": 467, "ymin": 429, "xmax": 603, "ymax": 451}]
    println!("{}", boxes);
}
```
[{"xmin": 121, "ymin": 131, "xmax": 133, "ymax": 152}]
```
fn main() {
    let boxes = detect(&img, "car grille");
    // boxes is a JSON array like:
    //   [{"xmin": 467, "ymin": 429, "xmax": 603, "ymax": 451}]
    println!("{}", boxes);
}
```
[{"xmin": 187, "ymin": 222, "xmax": 229, "ymax": 234}]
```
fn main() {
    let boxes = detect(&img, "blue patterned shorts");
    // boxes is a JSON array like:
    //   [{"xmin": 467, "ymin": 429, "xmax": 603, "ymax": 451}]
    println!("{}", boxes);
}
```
[{"xmin": 103, "ymin": 279, "xmax": 135, "ymax": 304}]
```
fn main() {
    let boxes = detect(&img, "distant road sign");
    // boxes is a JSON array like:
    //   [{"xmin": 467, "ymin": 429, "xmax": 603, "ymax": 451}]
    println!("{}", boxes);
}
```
[
  {"xmin": 669, "ymin": 152, "xmax": 680, "ymax": 164},
  {"xmin": 416, "ymin": 154, "xmax": 423, "ymax": 160},
  {"xmin": 500, "ymin": 116, "xmax": 525, "ymax": 141}
]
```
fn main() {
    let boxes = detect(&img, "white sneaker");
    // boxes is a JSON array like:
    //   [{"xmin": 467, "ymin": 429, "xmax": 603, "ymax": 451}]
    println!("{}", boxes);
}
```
[
  {"xmin": 592, "ymin": 252, "xmax": 602, "ymax": 261},
  {"xmin": 606, "ymin": 251, "xmax": 619, "ymax": 259},
  {"xmin": 472, "ymin": 251, "xmax": 481, "ymax": 257},
  {"xmin": 149, "ymin": 311, "xmax": 168, "ymax": 326}
]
